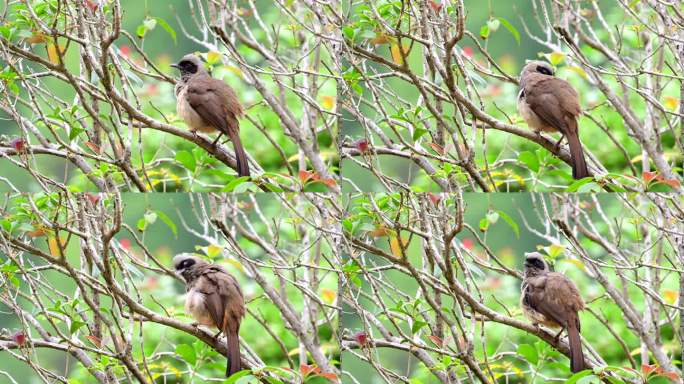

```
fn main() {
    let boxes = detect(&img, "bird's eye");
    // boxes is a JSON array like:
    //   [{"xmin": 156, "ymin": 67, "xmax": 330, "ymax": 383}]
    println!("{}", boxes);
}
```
[
  {"xmin": 536, "ymin": 65, "xmax": 553, "ymax": 76},
  {"xmin": 180, "ymin": 259, "xmax": 195, "ymax": 269}
]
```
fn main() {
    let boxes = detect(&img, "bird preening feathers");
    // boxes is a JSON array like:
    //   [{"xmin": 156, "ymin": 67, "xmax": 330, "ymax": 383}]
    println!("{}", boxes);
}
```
[
  {"xmin": 174, "ymin": 254, "xmax": 245, "ymax": 376},
  {"xmin": 520, "ymin": 252, "xmax": 587, "ymax": 373},
  {"xmin": 518, "ymin": 61, "xmax": 590, "ymax": 180},
  {"xmin": 172, "ymin": 54, "xmax": 251, "ymax": 177}
]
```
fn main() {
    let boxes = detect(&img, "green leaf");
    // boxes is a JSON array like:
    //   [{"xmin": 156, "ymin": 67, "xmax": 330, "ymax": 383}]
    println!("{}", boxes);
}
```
[
  {"xmin": 565, "ymin": 177, "xmax": 595, "ymax": 192},
  {"xmin": 412, "ymin": 127, "xmax": 428, "ymax": 141},
  {"xmin": 479, "ymin": 218, "xmax": 489, "ymax": 232},
  {"xmin": 69, "ymin": 126, "xmax": 84, "ymax": 141},
  {"xmin": 497, "ymin": 17, "xmax": 520, "ymax": 45},
  {"xmin": 155, "ymin": 210, "xmax": 177, "ymax": 238},
  {"xmin": 153, "ymin": 17, "xmax": 176, "ymax": 45},
  {"xmin": 517, "ymin": 344, "xmax": 538, "ymax": 365},
  {"xmin": 566, "ymin": 370, "xmax": 597, "ymax": 384},
  {"xmin": 479, "ymin": 24, "xmax": 490, "ymax": 39},
  {"xmin": 136, "ymin": 24, "xmax": 146, "ymax": 38},
  {"xmin": 224, "ymin": 371, "xmax": 254, "ymax": 384},
  {"xmin": 518, "ymin": 151, "xmax": 539, "ymax": 173},
  {"xmin": 411, "ymin": 320, "xmax": 427, "ymax": 334},
  {"xmin": 70, "ymin": 320, "xmax": 86, "ymax": 334},
  {"xmin": 175, "ymin": 150, "xmax": 196, "ymax": 173},
  {"xmin": 496, "ymin": 210, "xmax": 519, "ymax": 238},
  {"xmin": 175, "ymin": 343, "xmax": 196, "ymax": 366},
  {"xmin": 137, "ymin": 218, "xmax": 146, "ymax": 232}
]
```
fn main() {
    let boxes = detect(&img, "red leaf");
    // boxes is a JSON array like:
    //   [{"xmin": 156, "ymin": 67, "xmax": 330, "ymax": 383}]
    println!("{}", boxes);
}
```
[
  {"xmin": 353, "ymin": 331, "xmax": 368, "ymax": 346},
  {"xmin": 12, "ymin": 331, "xmax": 26, "ymax": 346},
  {"xmin": 10, "ymin": 138, "xmax": 26, "ymax": 152},
  {"xmin": 85, "ymin": 335, "xmax": 101, "ymax": 347},
  {"xmin": 427, "ymin": 193, "xmax": 442, "ymax": 205},
  {"xmin": 119, "ymin": 45, "xmax": 130, "ymax": 57},
  {"xmin": 428, "ymin": 0, "xmax": 443, "ymax": 11},
  {"xmin": 85, "ymin": 193, "xmax": 100, "ymax": 205},
  {"xmin": 642, "ymin": 364, "xmax": 657, "ymax": 376},
  {"xmin": 355, "ymin": 139, "xmax": 369, "ymax": 153},
  {"xmin": 84, "ymin": 141, "xmax": 101, "ymax": 154},
  {"xmin": 119, "ymin": 238, "xmax": 131, "ymax": 251},
  {"xmin": 430, "ymin": 142, "xmax": 445, "ymax": 155},
  {"xmin": 662, "ymin": 371, "xmax": 680, "ymax": 381},
  {"xmin": 321, "ymin": 178, "xmax": 337, "ymax": 187},
  {"xmin": 300, "ymin": 364, "xmax": 320, "ymax": 376},
  {"xmin": 84, "ymin": 0, "xmax": 99, "ymax": 11},
  {"xmin": 299, "ymin": 170, "xmax": 314, "ymax": 184},
  {"xmin": 643, "ymin": 172, "xmax": 657, "ymax": 184},
  {"xmin": 428, "ymin": 335, "xmax": 443, "ymax": 347},
  {"xmin": 319, "ymin": 372, "xmax": 338, "ymax": 380}
]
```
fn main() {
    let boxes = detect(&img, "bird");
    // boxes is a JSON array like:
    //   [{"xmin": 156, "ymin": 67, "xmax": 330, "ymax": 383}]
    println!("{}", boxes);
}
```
[
  {"xmin": 173, "ymin": 254, "xmax": 245, "ymax": 376},
  {"xmin": 171, "ymin": 54, "xmax": 250, "ymax": 177},
  {"xmin": 517, "ymin": 61, "xmax": 589, "ymax": 180},
  {"xmin": 520, "ymin": 252, "xmax": 587, "ymax": 373}
]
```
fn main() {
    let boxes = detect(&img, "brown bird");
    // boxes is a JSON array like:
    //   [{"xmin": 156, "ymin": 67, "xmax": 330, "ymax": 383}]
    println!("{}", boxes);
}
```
[
  {"xmin": 174, "ymin": 254, "xmax": 245, "ymax": 376},
  {"xmin": 172, "ymin": 54, "xmax": 250, "ymax": 177},
  {"xmin": 520, "ymin": 252, "xmax": 587, "ymax": 373},
  {"xmin": 518, "ymin": 61, "xmax": 589, "ymax": 179}
]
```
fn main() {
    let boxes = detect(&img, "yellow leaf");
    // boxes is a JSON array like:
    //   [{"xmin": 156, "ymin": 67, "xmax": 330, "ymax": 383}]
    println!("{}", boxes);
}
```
[
  {"xmin": 206, "ymin": 51, "xmax": 221, "ymax": 65},
  {"xmin": 225, "ymin": 259, "xmax": 244, "ymax": 272},
  {"xmin": 663, "ymin": 96, "xmax": 679, "ymax": 111},
  {"xmin": 564, "ymin": 258, "xmax": 586, "ymax": 271},
  {"xmin": 390, "ymin": 43, "xmax": 410, "ymax": 65},
  {"xmin": 370, "ymin": 33, "xmax": 391, "ymax": 45},
  {"xmin": 321, "ymin": 95, "xmax": 335, "ymax": 110},
  {"xmin": 662, "ymin": 289, "xmax": 677, "ymax": 304},
  {"xmin": 47, "ymin": 236, "xmax": 67, "ymax": 257},
  {"xmin": 46, "ymin": 44, "xmax": 66, "ymax": 65},
  {"xmin": 548, "ymin": 52, "xmax": 565, "ymax": 65},
  {"xmin": 566, "ymin": 65, "xmax": 588, "ymax": 79},
  {"xmin": 389, "ymin": 235, "xmax": 409, "ymax": 258},
  {"xmin": 206, "ymin": 244, "xmax": 223, "ymax": 258},
  {"xmin": 288, "ymin": 347, "xmax": 301, "ymax": 356},
  {"xmin": 222, "ymin": 65, "xmax": 242, "ymax": 77},
  {"xmin": 320, "ymin": 288, "xmax": 336, "ymax": 304}
]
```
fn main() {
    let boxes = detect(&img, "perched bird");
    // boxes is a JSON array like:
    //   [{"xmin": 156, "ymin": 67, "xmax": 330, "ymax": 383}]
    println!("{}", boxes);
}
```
[
  {"xmin": 171, "ymin": 54, "xmax": 250, "ymax": 177},
  {"xmin": 518, "ymin": 61, "xmax": 589, "ymax": 179},
  {"xmin": 520, "ymin": 252, "xmax": 587, "ymax": 373},
  {"xmin": 174, "ymin": 254, "xmax": 245, "ymax": 376}
]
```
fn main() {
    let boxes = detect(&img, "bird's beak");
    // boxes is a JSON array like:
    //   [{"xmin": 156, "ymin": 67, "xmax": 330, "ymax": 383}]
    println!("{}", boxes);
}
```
[{"xmin": 170, "ymin": 63, "xmax": 179, "ymax": 69}]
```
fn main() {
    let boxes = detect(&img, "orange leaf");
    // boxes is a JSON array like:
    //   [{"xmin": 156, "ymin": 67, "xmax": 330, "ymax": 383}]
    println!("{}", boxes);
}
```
[
  {"xmin": 428, "ymin": 335, "xmax": 443, "ymax": 347},
  {"xmin": 663, "ymin": 96, "xmax": 679, "ymax": 111},
  {"xmin": 643, "ymin": 171, "xmax": 657, "ymax": 184},
  {"xmin": 390, "ymin": 43, "xmax": 410, "ymax": 65},
  {"xmin": 85, "ymin": 335, "xmax": 101, "ymax": 347},
  {"xmin": 299, "ymin": 170, "xmax": 314, "ymax": 184},
  {"xmin": 389, "ymin": 235, "xmax": 409, "ymax": 258},
  {"xmin": 47, "ymin": 236, "xmax": 67, "ymax": 257},
  {"xmin": 46, "ymin": 43, "xmax": 66, "ymax": 65},
  {"xmin": 370, "ymin": 34, "xmax": 391, "ymax": 45},
  {"xmin": 321, "ymin": 178, "xmax": 337, "ymax": 187},
  {"xmin": 369, "ymin": 225, "xmax": 390, "ymax": 237},
  {"xmin": 320, "ymin": 288, "xmax": 336, "ymax": 304},
  {"xmin": 319, "ymin": 372, "xmax": 338, "ymax": 380},
  {"xmin": 430, "ymin": 142, "xmax": 445, "ymax": 155},
  {"xmin": 84, "ymin": 141, "xmax": 102, "ymax": 154},
  {"xmin": 662, "ymin": 289, "xmax": 677, "ymax": 304},
  {"xmin": 27, "ymin": 32, "xmax": 47, "ymax": 44},
  {"xmin": 642, "ymin": 364, "xmax": 657, "ymax": 375},
  {"xmin": 321, "ymin": 95, "xmax": 335, "ymax": 110},
  {"xmin": 300, "ymin": 364, "xmax": 320, "ymax": 376},
  {"xmin": 27, "ymin": 226, "xmax": 47, "ymax": 237}
]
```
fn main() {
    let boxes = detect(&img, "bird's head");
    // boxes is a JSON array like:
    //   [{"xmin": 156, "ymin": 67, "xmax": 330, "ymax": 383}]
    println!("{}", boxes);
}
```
[
  {"xmin": 171, "ymin": 54, "xmax": 206, "ymax": 78},
  {"xmin": 523, "ymin": 252, "xmax": 550, "ymax": 277},
  {"xmin": 173, "ymin": 253, "xmax": 207, "ymax": 283},
  {"xmin": 520, "ymin": 60, "xmax": 555, "ymax": 80}
]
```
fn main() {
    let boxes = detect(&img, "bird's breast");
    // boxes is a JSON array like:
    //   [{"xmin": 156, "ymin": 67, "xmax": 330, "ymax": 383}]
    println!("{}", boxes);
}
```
[
  {"xmin": 517, "ymin": 93, "xmax": 556, "ymax": 133},
  {"xmin": 176, "ymin": 87, "xmax": 217, "ymax": 134},
  {"xmin": 184, "ymin": 288, "xmax": 216, "ymax": 327}
]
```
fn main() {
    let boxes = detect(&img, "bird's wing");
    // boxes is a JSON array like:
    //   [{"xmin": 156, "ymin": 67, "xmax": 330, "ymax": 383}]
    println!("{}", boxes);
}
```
[
  {"xmin": 195, "ymin": 266, "xmax": 228, "ymax": 330},
  {"xmin": 527, "ymin": 273, "xmax": 582, "ymax": 328},
  {"xmin": 525, "ymin": 78, "xmax": 574, "ymax": 133},
  {"xmin": 196, "ymin": 265, "xmax": 244, "ymax": 332},
  {"xmin": 186, "ymin": 79, "xmax": 238, "ymax": 135}
]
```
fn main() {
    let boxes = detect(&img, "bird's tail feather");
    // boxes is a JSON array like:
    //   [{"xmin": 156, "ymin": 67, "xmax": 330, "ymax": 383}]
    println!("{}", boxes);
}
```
[
  {"xmin": 226, "ymin": 331, "xmax": 241, "ymax": 376},
  {"xmin": 228, "ymin": 129, "xmax": 250, "ymax": 177},
  {"xmin": 568, "ymin": 316, "xmax": 585, "ymax": 373},
  {"xmin": 566, "ymin": 131, "xmax": 589, "ymax": 180}
]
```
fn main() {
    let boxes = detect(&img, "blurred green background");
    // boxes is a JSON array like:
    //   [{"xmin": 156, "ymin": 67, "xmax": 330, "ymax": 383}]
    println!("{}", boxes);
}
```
[
  {"xmin": 340, "ymin": 1, "xmax": 679, "ymax": 192},
  {"xmin": 0, "ymin": 0, "xmax": 337, "ymax": 192},
  {"xmin": 0, "ymin": 193, "xmax": 338, "ymax": 383},
  {"xmin": 341, "ymin": 193, "xmax": 680, "ymax": 382}
]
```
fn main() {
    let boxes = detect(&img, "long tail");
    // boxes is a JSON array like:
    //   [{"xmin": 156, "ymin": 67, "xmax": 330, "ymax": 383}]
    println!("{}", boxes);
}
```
[
  {"xmin": 227, "ymin": 128, "xmax": 250, "ymax": 178},
  {"xmin": 566, "ymin": 130, "xmax": 589, "ymax": 180},
  {"xmin": 226, "ymin": 330, "xmax": 241, "ymax": 376},
  {"xmin": 567, "ymin": 316, "xmax": 586, "ymax": 373}
]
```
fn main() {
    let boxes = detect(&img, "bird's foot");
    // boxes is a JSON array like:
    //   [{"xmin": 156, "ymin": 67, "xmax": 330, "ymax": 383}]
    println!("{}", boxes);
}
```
[{"xmin": 212, "ymin": 330, "xmax": 223, "ymax": 340}]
